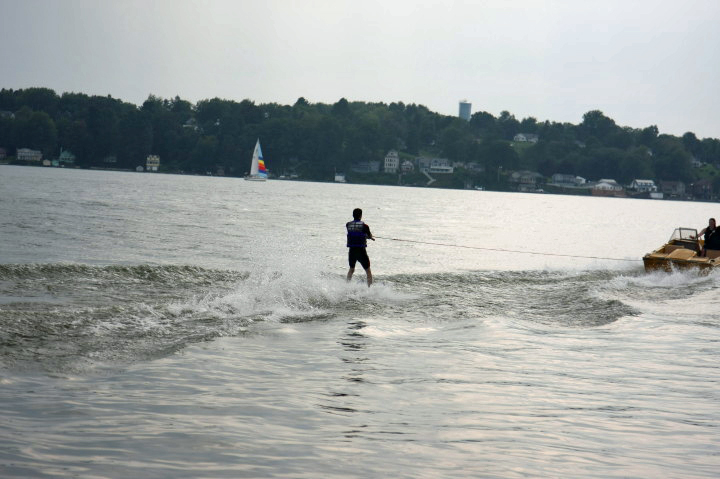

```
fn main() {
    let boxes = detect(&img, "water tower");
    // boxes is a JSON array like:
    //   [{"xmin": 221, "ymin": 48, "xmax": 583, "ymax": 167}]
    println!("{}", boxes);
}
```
[{"xmin": 458, "ymin": 100, "xmax": 471, "ymax": 121}]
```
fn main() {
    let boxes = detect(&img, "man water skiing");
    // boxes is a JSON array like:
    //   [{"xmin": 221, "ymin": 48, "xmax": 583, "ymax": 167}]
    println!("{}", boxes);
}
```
[{"xmin": 346, "ymin": 208, "xmax": 374, "ymax": 286}]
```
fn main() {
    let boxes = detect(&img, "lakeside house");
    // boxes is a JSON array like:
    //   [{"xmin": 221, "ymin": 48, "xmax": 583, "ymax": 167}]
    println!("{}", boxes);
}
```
[
  {"xmin": 146, "ymin": 155, "xmax": 160, "ymax": 172},
  {"xmin": 16, "ymin": 148, "xmax": 42, "ymax": 163},
  {"xmin": 510, "ymin": 170, "xmax": 544, "ymax": 192},
  {"xmin": 59, "ymin": 148, "xmax": 76, "ymax": 166},
  {"xmin": 592, "ymin": 179, "xmax": 625, "ymax": 197},
  {"xmin": 351, "ymin": 161, "xmax": 381, "ymax": 173},
  {"xmin": 384, "ymin": 150, "xmax": 400, "ymax": 173},
  {"xmin": 660, "ymin": 181, "xmax": 686, "ymax": 197},
  {"xmin": 691, "ymin": 179, "xmax": 713, "ymax": 200},
  {"xmin": 400, "ymin": 160, "xmax": 414, "ymax": 173},
  {"xmin": 418, "ymin": 157, "xmax": 454, "ymax": 174},
  {"xmin": 629, "ymin": 179, "xmax": 657, "ymax": 192},
  {"xmin": 513, "ymin": 133, "xmax": 539, "ymax": 143},
  {"xmin": 551, "ymin": 173, "xmax": 586, "ymax": 187}
]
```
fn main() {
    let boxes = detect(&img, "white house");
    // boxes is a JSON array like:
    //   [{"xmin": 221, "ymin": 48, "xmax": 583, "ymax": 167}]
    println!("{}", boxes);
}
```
[
  {"xmin": 551, "ymin": 174, "xmax": 575, "ymax": 186},
  {"xmin": 594, "ymin": 179, "xmax": 623, "ymax": 191},
  {"xmin": 16, "ymin": 148, "xmax": 42, "ymax": 163},
  {"xmin": 629, "ymin": 179, "xmax": 657, "ymax": 192},
  {"xmin": 513, "ymin": 133, "xmax": 539, "ymax": 143},
  {"xmin": 551, "ymin": 173, "xmax": 586, "ymax": 187},
  {"xmin": 418, "ymin": 157, "xmax": 453, "ymax": 174},
  {"xmin": 428, "ymin": 164, "xmax": 453, "ymax": 174},
  {"xmin": 146, "ymin": 154, "xmax": 160, "ymax": 172},
  {"xmin": 400, "ymin": 160, "xmax": 414, "ymax": 173},
  {"xmin": 384, "ymin": 150, "xmax": 399, "ymax": 173}
]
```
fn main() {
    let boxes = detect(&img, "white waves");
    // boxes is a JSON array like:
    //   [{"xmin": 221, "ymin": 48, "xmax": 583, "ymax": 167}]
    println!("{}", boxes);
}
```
[
  {"xmin": 175, "ymin": 262, "xmax": 416, "ymax": 324},
  {"xmin": 596, "ymin": 269, "xmax": 720, "ymax": 322}
]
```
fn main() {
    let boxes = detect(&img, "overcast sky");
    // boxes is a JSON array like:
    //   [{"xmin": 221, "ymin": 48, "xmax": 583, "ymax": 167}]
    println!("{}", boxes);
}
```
[{"xmin": 2, "ymin": 0, "xmax": 719, "ymax": 138}]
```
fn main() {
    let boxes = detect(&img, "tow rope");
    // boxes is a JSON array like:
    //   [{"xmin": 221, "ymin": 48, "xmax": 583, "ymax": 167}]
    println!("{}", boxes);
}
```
[{"xmin": 373, "ymin": 236, "xmax": 642, "ymax": 263}]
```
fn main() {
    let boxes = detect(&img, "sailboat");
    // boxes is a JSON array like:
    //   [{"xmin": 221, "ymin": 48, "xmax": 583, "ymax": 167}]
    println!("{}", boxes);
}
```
[{"xmin": 244, "ymin": 139, "xmax": 268, "ymax": 181}]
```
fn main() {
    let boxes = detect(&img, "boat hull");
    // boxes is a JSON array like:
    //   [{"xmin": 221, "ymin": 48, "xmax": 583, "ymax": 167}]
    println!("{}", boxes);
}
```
[
  {"xmin": 244, "ymin": 177, "xmax": 266, "ymax": 181},
  {"xmin": 641, "ymin": 227, "xmax": 720, "ymax": 273},
  {"xmin": 642, "ymin": 254, "xmax": 716, "ymax": 272}
]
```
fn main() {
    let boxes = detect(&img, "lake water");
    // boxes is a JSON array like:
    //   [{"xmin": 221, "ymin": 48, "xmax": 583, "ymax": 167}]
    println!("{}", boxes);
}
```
[{"xmin": 1, "ymin": 165, "xmax": 719, "ymax": 478}]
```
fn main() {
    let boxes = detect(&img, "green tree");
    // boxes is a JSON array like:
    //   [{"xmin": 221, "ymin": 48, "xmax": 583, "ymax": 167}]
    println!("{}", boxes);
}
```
[
  {"xmin": 537, "ymin": 120, "xmax": 576, "ymax": 143},
  {"xmin": 579, "ymin": 147, "xmax": 626, "ymax": 180},
  {"xmin": 19, "ymin": 88, "xmax": 59, "ymax": 117},
  {"xmin": 637, "ymin": 125, "xmax": 659, "ymax": 147},
  {"xmin": 606, "ymin": 127, "xmax": 634, "ymax": 149},
  {"xmin": 477, "ymin": 139, "xmax": 519, "ymax": 170},
  {"xmin": 619, "ymin": 146, "xmax": 654, "ymax": 183},
  {"xmin": 56, "ymin": 118, "xmax": 90, "ymax": 164},
  {"xmin": 117, "ymin": 109, "xmax": 152, "ymax": 169},
  {"xmin": 519, "ymin": 116, "xmax": 538, "ymax": 133},
  {"xmin": 579, "ymin": 110, "xmax": 617, "ymax": 142},
  {"xmin": 699, "ymin": 138, "xmax": 720, "ymax": 164},
  {"xmin": 682, "ymin": 132, "xmax": 701, "ymax": 157},
  {"xmin": 0, "ymin": 88, "xmax": 18, "ymax": 111},
  {"xmin": 190, "ymin": 136, "xmax": 218, "ymax": 172},
  {"xmin": 469, "ymin": 111, "xmax": 498, "ymax": 138},
  {"xmin": 654, "ymin": 136, "xmax": 693, "ymax": 182},
  {"xmin": 438, "ymin": 120, "xmax": 468, "ymax": 161},
  {"xmin": 87, "ymin": 97, "xmax": 124, "ymax": 165},
  {"xmin": 13, "ymin": 108, "xmax": 57, "ymax": 156},
  {"xmin": 497, "ymin": 110, "xmax": 519, "ymax": 140},
  {"xmin": 332, "ymin": 98, "xmax": 351, "ymax": 117}
]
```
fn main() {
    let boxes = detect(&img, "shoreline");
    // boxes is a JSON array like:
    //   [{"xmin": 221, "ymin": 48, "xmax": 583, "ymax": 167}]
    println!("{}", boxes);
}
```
[{"xmin": 0, "ymin": 163, "xmax": 711, "ymax": 203}]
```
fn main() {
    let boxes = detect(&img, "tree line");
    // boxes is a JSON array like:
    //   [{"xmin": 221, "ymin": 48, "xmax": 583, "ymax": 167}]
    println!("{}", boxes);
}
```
[{"xmin": 1, "ymin": 87, "xmax": 720, "ymax": 189}]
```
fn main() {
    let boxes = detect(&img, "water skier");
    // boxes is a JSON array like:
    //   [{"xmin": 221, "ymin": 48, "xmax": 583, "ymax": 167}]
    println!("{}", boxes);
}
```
[{"xmin": 346, "ymin": 208, "xmax": 374, "ymax": 286}]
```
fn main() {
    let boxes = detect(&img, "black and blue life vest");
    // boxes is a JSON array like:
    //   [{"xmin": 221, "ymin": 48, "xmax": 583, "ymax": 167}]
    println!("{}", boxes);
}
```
[{"xmin": 346, "ymin": 220, "xmax": 368, "ymax": 247}]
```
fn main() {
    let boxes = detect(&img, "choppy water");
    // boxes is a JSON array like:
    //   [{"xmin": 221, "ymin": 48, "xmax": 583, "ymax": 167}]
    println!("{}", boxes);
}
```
[{"xmin": 1, "ymin": 165, "xmax": 719, "ymax": 478}]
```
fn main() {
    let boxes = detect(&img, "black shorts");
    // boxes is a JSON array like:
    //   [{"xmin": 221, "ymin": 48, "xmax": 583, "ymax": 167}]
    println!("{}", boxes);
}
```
[{"xmin": 348, "ymin": 247, "xmax": 370, "ymax": 269}]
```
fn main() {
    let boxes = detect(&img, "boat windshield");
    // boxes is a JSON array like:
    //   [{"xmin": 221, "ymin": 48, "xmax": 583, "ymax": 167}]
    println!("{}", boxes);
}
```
[{"xmin": 669, "ymin": 228, "xmax": 699, "ymax": 242}]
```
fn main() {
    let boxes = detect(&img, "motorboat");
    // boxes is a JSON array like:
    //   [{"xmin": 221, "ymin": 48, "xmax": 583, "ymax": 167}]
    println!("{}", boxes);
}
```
[{"xmin": 643, "ymin": 227, "xmax": 719, "ymax": 272}]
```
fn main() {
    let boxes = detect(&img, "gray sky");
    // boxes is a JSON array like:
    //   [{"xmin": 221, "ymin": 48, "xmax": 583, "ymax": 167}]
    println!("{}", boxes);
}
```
[{"xmin": 2, "ymin": 0, "xmax": 719, "ymax": 138}]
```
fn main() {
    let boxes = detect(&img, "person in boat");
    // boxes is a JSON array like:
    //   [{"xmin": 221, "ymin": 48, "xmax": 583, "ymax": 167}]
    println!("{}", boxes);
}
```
[
  {"xmin": 346, "ymin": 208, "xmax": 375, "ymax": 287},
  {"xmin": 698, "ymin": 218, "xmax": 720, "ymax": 256}
]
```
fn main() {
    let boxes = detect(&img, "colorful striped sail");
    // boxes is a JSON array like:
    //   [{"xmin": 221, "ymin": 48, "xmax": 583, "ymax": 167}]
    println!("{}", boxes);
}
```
[{"xmin": 246, "ymin": 139, "xmax": 268, "ymax": 181}]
